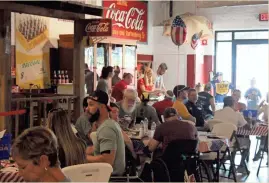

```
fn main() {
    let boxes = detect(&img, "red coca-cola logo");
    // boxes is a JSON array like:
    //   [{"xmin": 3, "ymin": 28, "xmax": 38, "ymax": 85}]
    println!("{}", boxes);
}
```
[
  {"xmin": 105, "ymin": 3, "xmax": 145, "ymax": 31},
  {"xmin": 85, "ymin": 22, "xmax": 110, "ymax": 33}
]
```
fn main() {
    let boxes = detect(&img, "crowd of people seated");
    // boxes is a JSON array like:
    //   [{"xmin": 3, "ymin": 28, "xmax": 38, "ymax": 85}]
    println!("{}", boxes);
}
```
[{"xmin": 11, "ymin": 64, "xmax": 268, "ymax": 182}]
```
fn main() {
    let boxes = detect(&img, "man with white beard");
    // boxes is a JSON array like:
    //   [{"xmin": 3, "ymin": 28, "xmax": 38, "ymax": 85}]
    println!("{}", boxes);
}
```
[{"xmin": 116, "ymin": 88, "xmax": 138, "ymax": 129}]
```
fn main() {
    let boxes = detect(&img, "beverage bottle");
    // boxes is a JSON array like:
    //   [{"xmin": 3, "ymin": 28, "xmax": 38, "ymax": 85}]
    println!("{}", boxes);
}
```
[
  {"xmin": 151, "ymin": 122, "xmax": 156, "ymax": 137},
  {"xmin": 58, "ymin": 70, "xmax": 62, "ymax": 84},
  {"xmin": 144, "ymin": 118, "xmax": 149, "ymax": 135},
  {"xmin": 139, "ymin": 120, "xmax": 144, "ymax": 138},
  {"xmin": 53, "ymin": 71, "xmax": 57, "ymax": 85},
  {"xmin": 65, "ymin": 70, "xmax": 69, "ymax": 83}
]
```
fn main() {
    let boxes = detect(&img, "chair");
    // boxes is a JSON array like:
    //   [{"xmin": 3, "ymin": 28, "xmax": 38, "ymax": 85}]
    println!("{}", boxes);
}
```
[
  {"xmin": 62, "ymin": 163, "xmax": 113, "ymax": 182},
  {"xmin": 257, "ymin": 135, "xmax": 268, "ymax": 176},
  {"xmin": 207, "ymin": 119, "xmax": 223, "ymax": 131},
  {"xmin": 200, "ymin": 123, "xmax": 237, "ymax": 182},
  {"xmin": 159, "ymin": 139, "xmax": 212, "ymax": 182}
]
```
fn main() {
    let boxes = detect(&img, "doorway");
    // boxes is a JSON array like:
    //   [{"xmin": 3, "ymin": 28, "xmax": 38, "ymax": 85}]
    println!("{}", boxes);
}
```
[
  {"xmin": 235, "ymin": 43, "xmax": 268, "ymax": 102},
  {"xmin": 215, "ymin": 30, "xmax": 268, "ymax": 101}
]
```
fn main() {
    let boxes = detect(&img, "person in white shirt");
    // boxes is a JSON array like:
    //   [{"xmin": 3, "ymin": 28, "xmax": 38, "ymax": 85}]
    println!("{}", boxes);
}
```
[
  {"xmin": 214, "ymin": 96, "xmax": 250, "ymax": 173},
  {"xmin": 155, "ymin": 63, "xmax": 168, "ymax": 91},
  {"xmin": 214, "ymin": 96, "xmax": 249, "ymax": 128}
]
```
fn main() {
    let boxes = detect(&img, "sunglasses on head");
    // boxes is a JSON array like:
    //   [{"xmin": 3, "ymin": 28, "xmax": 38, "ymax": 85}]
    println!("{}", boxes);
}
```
[{"xmin": 49, "ymin": 108, "xmax": 64, "ymax": 113}]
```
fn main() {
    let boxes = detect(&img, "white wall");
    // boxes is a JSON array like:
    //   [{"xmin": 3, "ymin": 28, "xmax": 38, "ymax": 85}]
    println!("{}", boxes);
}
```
[{"xmin": 151, "ymin": 1, "xmax": 268, "ymax": 88}]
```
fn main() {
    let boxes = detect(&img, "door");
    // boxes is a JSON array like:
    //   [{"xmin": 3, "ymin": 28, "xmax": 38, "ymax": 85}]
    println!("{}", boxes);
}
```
[{"xmin": 235, "ymin": 43, "xmax": 268, "ymax": 101}]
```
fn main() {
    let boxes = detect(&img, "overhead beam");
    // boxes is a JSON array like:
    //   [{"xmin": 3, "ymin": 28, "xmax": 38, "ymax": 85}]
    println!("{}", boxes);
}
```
[
  {"xmin": 0, "ymin": 2, "xmax": 89, "ymax": 20},
  {"xmin": 0, "ymin": 10, "xmax": 12, "ymax": 132}
]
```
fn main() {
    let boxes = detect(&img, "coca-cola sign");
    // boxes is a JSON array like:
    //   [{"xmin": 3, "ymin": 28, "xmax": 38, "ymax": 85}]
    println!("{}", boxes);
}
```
[
  {"xmin": 103, "ymin": 0, "xmax": 148, "ymax": 43},
  {"xmin": 80, "ymin": 19, "xmax": 112, "ymax": 37}
]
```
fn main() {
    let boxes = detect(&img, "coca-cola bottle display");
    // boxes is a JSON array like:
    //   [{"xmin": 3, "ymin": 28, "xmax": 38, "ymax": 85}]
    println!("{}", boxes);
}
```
[
  {"xmin": 61, "ymin": 70, "xmax": 65, "ymax": 84},
  {"xmin": 65, "ymin": 70, "xmax": 69, "ymax": 83},
  {"xmin": 57, "ymin": 70, "xmax": 62, "ymax": 84},
  {"xmin": 53, "ymin": 70, "xmax": 57, "ymax": 85}
]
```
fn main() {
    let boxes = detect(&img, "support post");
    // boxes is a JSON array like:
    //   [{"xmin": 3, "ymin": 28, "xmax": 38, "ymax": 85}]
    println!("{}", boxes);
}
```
[
  {"xmin": 73, "ymin": 20, "xmax": 85, "ymax": 119},
  {"xmin": 0, "ymin": 10, "xmax": 12, "ymax": 132}
]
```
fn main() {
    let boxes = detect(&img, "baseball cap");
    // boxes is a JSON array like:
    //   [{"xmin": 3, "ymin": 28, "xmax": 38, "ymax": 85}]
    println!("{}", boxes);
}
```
[
  {"xmin": 163, "ymin": 107, "xmax": 178, "ymax": 119},
  {"xmin": 173, "ymin": 85, "xmax": 190, "ymax": 97},
  {"xmin": 89, "ymin": 90, "xmax": 111, "ymax": 111}
]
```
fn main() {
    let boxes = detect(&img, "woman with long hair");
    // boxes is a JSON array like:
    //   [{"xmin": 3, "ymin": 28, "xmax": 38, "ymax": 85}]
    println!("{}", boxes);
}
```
[
  {"xmin": 12, "ymin": 127, "xmax": 71, "ymax": 182},
  {"xmin": 137, "ymin": 65, "xmax": 155, "ymax": 98},
  {"xmin": 47, "ymin": 109, "xmax": 86, "ymax": 168}
]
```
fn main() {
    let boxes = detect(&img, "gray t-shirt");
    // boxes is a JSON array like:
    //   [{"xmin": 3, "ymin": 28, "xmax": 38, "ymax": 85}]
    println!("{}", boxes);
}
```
[
  {"xmin": 155, "ymin": 74, "xmax": 164, "ymax": 89},
  {"xmin": 75, "ymin": 113, "xmax": 92, "ymax": 145},
  {"xmin": 136, "ymin": 103, "xmax": 161, "ymax": 128},
  {"xmin": 95, "ymin": 119, "xmax": 125, "ymax": 175},
  {"xmin": 96, "ymin": 79, "xmax": 109, "ymax": 94}
]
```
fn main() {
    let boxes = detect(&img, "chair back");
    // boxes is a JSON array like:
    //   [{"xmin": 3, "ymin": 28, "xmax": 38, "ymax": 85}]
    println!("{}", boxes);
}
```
[
  {"xmin": 62, "ymin": 163, "xmax": 113, "ymax": 182},
  {"xmin": 161, "ymin": 139, "xmax": 199, "ymax": 182},
  {"xmin": 212, "ymin": 123, "xmax": 237, "ymax": 140},
  {"xmin": 90, "ymin": 132, "xmax": 97, "ymax": 146},
  {"xmin": 207, "ymin": 119, "xmax": 223, "ymax": 131}
]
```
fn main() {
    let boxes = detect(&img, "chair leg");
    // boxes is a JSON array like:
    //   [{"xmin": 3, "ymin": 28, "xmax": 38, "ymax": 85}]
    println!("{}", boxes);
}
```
[
  {"xmin": 254, "ymin": 138, "xmax": 260, "ymax": 159},
  {"xmin": 228, "ymin": 149, "xmax": 237, "ymax": 182},
  {"xmin": 257, "ymin": 146, "xmax": 265, "ymax": 176}
]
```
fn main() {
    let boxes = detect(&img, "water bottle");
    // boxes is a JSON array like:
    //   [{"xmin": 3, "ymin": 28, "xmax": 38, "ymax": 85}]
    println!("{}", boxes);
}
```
[
  {"xmin": 150, "ymin": 122, "xmax": 157, "ymax": 138},
  {"xmin": 144, "ymin": 118, "xmax": 149, "ymax": 135},
  {"xmin": 139, "ymin": 120, "xmax": 144, "ymax": 138}
]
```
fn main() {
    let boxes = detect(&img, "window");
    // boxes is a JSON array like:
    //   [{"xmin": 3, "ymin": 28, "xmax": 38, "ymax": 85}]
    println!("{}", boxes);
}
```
[
  {"xmin": 216, "ymin": 32, "xmax": 232, "ymax": 41},
  {"xmin": 234, "ymin": 31, "xmax": 268, "ymax": 40},
  {"xmin": 216, "ymin": 42, "xmax": 232, "ymax": 82}
]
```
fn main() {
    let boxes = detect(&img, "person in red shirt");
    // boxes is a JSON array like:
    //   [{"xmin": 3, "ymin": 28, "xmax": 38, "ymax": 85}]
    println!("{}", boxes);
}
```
[
  {"xmin": 152, "ymin": 90, "xmax": 174, "ymax": 122},
  {"xmin": 111, "ymin": 73, "xmax": 133, "ymax": 102},
  {"xmin": 137, "ymin": 66, "xmax": 155, "ymax": 98}
]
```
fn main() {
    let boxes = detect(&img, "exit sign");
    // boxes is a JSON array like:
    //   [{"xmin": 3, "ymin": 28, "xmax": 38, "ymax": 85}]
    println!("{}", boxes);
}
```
[{"xmin": 259, "ymin": 13, "xmax": 268, "ymax": 21}]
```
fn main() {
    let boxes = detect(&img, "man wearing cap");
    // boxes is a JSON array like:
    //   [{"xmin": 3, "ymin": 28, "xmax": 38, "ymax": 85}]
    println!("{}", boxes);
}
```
[
  {"xmin": 172, "ymin": 85, "xmax": 196, "ymax": 123},
  {"xmin": 155, "ymin": 63, "xmax": 168, "ymax": 91},
  {"xmin": 147, "ymin": 107, "xmax": 197, "ymax": 152},
  {"xmin": 152, "ymin": 90, "xmax": 174, "ymax": 122},
  {"xmin": 85, "ymin": 90, "xmax": 125, "ymax": 175}
]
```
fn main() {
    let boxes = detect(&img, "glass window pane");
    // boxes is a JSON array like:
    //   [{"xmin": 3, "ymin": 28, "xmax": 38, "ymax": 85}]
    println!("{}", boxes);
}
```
[
  {"xmin": 216, "ymin": 42, "xmax": 232, "ymax": 82},
  {"xmin": 234, "ymin": 31, "xmax": 268, "ymax": 39},
  {"xmin": 216, "ymin": 32, "xmax": 232, "ymax": 41},
  {"xmin": 85, "ymin": 47, "xmax": 94, "ymax": 71},
  {"xmin": 111, "ymin": 44, "xmax": 123, "ymax": 86},
  {"xmin": 124, "ymin": 45, "xmax": 136, "ymax": 86},
  {"xmin": 97, "ymin": 44, "xmax": 105, "ymax": 77}
]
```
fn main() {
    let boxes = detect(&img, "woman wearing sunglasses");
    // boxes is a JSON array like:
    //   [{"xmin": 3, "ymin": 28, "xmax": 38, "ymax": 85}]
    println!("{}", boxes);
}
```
[
  {"xmin": 47, "ymin": 108, "xmax": 86, "ymax": 168},
  {"xmin": 12, "ymin": 127, "xmax": 71, "ymax": 182}
]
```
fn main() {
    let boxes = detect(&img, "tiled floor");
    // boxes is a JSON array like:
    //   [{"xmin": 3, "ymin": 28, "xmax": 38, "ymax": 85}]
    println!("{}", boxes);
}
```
[{"xmin": 219, "ymin": 136, "xmax": 268, "ymax": 182}]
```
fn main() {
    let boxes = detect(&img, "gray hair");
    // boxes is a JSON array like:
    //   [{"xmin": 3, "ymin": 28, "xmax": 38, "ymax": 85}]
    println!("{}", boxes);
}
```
[
  {"xmin": 12, "ymin": 126, "xmax": 59, "ymax": 167},
  {"xmin": 123, "ymin": 88, "xmax": 138, "ymax": 100}
]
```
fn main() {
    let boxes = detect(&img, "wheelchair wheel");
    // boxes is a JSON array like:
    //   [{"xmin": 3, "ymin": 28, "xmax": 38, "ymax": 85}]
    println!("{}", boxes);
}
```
[{"xmin": 198, "ymin": 160, "xmax": 213, "ymax": 182}]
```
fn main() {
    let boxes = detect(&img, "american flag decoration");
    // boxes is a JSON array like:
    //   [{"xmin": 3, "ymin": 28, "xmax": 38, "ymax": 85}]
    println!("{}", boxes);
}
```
[
  {"xmin": 171, "ymin": 15, "xmax": 187, "ymax": 46},
  {"xmin": 191, "ymin": 30, "xmax": 203, "ymax": 50}
]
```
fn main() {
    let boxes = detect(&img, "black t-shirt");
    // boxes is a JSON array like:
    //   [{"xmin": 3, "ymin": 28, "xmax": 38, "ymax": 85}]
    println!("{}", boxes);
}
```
[
  {"xmin": 197, "ymin": 91, "xmax": 213, "ymax": 116},
  {"xmin": 185, "ymin": 101, "xmax": 205, "ymax": 127}
]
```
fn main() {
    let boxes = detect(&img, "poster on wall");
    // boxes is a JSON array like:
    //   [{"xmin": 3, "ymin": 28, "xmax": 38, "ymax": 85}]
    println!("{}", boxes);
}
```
[
  {"xmin": 15, "ymin": 13, "xmax": 51, "ymax": 89},
  {"xmin": 103, "ymin": 0, "xmax": 148, "ymax": 43}
]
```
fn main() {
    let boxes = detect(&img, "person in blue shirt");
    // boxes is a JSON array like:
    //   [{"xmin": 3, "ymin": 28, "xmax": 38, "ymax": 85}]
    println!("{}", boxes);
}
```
[
  {"xmin": 211, "ymin": 72, "xmax": 233, "ymax": 103},
  {"xmin": 244, "ymin": 78, "xmax": 262, "ymax": 110}
]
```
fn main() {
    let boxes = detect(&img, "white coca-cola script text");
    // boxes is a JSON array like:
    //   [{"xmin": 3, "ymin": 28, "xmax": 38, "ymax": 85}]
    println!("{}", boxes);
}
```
[
  {"xmin": 85, "ymin": 22, "xmax": 110, "ymax": 33},
  {"xmin": 105, "ymin": 3, "xmax": 145, "ymax": 31}
]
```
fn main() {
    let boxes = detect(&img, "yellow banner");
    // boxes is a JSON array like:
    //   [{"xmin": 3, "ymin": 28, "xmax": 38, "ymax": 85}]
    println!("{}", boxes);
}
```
[
  {"xmin": 216, "ymin": 82, "xmax": 230, "ymax": 95},
  {"xmin": 15, "ymin": 13, "xmax": 51, "ymax": 89},
  {"xmin": 16, "ymin": 51, "xmax": 50, "ymax": 89}
]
